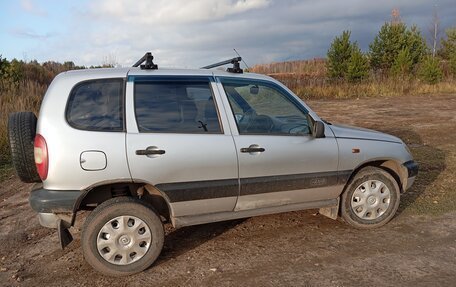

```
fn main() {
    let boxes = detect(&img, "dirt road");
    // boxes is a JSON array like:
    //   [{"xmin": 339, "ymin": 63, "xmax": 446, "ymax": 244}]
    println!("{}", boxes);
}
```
[{"xmin": 1, "ymin": 94, "xmax": 455, "ymax": 287}]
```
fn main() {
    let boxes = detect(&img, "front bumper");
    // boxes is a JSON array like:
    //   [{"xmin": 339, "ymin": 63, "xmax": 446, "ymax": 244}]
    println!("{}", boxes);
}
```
[
  {"xmin": 29, "ymin": 184, "xmax": 81, "ymax": 228},
  {"xmin": 403, "ymin": 160, "xmax": 419, "ymax": 190}
]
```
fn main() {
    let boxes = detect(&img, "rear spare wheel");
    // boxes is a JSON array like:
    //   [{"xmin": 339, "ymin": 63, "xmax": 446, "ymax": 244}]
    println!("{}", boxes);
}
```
[{"xmin": 7, "ymin": 112, "xmax": 41, "ymax": 183}]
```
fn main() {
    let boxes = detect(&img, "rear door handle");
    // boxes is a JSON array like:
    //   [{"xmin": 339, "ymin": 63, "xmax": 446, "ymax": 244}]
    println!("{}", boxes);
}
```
[
  {"xmin": 136, "ymin": 148, "xmax": 166, "ymax": 155},
  {"xmin": 240, "ymin": 145, "xmax": 265, "ymax": 153}
]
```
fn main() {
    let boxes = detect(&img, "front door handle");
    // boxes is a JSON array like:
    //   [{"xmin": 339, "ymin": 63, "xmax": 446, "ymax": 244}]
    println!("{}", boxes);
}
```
[
  {"xmin": 241, "ymin": 145, "xmax": 265, "ymax": 153},
  {"xmin": 136, "ymin": 148, "xmax": 166, "ymax": 156}
]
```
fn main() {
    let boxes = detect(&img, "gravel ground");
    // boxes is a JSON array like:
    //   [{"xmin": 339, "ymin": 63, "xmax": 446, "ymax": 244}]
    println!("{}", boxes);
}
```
[{"xmin": 1, "ymin": 93, "xmax": 455, "ymax": 287}]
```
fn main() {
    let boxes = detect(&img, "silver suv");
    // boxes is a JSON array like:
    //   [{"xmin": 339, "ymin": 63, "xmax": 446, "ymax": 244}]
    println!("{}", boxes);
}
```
[{"xmin": 8, "ymin": 53, "xmax": 417, "ymax": 276}]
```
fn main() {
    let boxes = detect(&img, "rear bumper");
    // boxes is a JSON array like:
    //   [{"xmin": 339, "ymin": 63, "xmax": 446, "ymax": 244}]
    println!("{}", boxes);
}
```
[
  {"xmin": 29, "ymin": 184, "xmax": 81, "ymax": 228},
  {"xmin": 29, "ymin": 185, "xmax": 81, "ymax": 213}
]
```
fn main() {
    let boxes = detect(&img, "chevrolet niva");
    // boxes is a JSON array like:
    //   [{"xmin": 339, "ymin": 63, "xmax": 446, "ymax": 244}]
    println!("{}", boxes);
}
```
[{"xmin": 7, "ymin": 53, "xmax": 418, "ymax": 276}]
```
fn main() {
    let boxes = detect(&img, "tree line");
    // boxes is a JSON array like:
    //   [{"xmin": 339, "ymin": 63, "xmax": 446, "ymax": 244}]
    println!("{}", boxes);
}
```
[
  {"xmin": 0, "ymin": 57, "xmax": 114, "ymax": 91},
  {"xmin": 327, "ymin": 22, "xmax": 456, "ymax": 84}
]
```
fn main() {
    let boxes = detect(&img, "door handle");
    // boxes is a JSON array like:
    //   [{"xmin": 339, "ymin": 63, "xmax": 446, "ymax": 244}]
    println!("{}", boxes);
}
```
[
  {"xmin": 241, "ymin": 146, "xmax": 265, "ymax": 153},
  {"xmin": 136, "ymin": 149, "xmax": 166, "ymax": 155}
]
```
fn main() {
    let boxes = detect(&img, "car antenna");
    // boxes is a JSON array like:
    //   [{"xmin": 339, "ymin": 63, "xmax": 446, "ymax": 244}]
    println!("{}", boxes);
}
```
[
  {"xmin": 233, "ymin": 48, "xmax": 250, "ymax": 70},
  {"xmin": 201, "ymin": 57, "xmax": 243, "ymax": 73},
  {"xmin": 133, "ymin": 52, "xmax": 158, "ymax": 70}
]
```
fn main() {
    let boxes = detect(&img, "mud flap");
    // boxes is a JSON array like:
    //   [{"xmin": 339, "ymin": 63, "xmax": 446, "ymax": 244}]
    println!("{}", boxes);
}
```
[
  {"xmin": 318, "ymin": 198, "xmax": 339, "ymax": 220},
  {"xmin": 57, "ymin": 219, "xmax": 73, "ymax": 249}
]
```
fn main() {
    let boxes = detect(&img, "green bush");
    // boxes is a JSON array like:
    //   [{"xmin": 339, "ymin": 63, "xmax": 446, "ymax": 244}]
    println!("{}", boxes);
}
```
[
  {"xmin": 419, "ymin": 56, "xmax": 443, "ymax": 84},
  {"xmin": 347, "ymin": 46, "xmax": 369, "ymax": 82},
  {"xmin": 449, "ymin": 52, "xmax": 456, "ymax": 76},
  {"xmin": 391, "ymin": 49, "xmax": 413, "ymax": 77}
]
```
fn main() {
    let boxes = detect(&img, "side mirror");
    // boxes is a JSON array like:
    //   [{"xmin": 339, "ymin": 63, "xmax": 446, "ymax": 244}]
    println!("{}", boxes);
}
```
[
  {"xmin": 250, "ymin": 85, "xmax": 259, "ymax": 95},
  {"xmin": 313, "ymin": 121, "xmax": 325, "ymax": 138}
]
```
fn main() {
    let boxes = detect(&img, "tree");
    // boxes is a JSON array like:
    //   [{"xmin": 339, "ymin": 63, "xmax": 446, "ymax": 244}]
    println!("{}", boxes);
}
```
[
  {"xmin": 0, "ymin": 55, "xmax": 9, "ymax": 79},
  {"xmin": 428, "ymin": 6, "xmax": 441, "ymax": 57},
  {"xmin": 440, "ymin": 27, "xmax": 456, "ymax": 59},
  {"xmin": 440, "ymin": 27, "xmax": 456, "ymax": 76},
  {"xmin": 369, "ymin": 22, "xmax": 427, "ymax": 73},
  {"xmin": 347, "ymin": 45, "xmax": 369, "ymax": 82},
  {"xmin": 327, "ymin": 31, "xmax": 353, "ymax": 79},
  {"xmin": 419, "ymin": 56, "xmax": 443, "ymax": 84},
  {"xmin": 450, "ymin": 51, "xmax": 456, "ymax": 76},
  {"xmin": 391, "ymin": 48, "xmax": 413, "ymax": 77}
]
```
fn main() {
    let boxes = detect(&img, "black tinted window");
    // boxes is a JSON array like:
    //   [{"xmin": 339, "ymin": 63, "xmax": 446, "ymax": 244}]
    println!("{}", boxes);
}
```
[
  {"xmin": 67, "ymin": 79, "xmax": 124, "ymax": 131},
  {"xmin": 134, "ymin": 80, "xmax": 222, "ymax": 133}
]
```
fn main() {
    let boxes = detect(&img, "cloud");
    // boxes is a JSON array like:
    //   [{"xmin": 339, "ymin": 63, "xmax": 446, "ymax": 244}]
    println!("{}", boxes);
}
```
[
  {"xmin": 20, "ymin": 0, "xmax": 48, "ymax": 17},
  {"xmin": 10, "ymin": 27, "xmax": 53, "ymax": 39},
  {"xmin": 29, "ymin": 0, "xmax": 456, "ymax": 68},
  {"xmin": 90, "ymin": 0, "xmax": 271, "ymax": 25}
]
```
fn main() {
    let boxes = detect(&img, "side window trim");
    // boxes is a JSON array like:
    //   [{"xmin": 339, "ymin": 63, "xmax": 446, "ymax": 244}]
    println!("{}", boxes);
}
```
[
  {"xmin": 132, "ymin": 76, "xmax": 224, "ymax": 134},
  {"xmin": 65, "ymin": 78, "xmax": 126, "ymax": 132}
]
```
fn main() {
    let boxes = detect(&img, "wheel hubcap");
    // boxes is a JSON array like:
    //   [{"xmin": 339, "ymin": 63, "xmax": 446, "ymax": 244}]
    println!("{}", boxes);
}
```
[
  {"xmin": 97, "ymin": 215, "xmax": 152, "ymax": 265},
  {"xmin": 350, "ymin": 180, "xmax": 391, "ymax": 220}
]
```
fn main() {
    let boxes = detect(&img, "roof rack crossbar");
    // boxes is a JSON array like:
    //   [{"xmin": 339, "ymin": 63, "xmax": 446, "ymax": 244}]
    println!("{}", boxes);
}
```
[
  {"xmin": 133, "ymin": 52, "xmax": 158, "ymax": 70},
  {"xmin": 201, "ymin": 57, "xmax": 243, "ymax": 73}
]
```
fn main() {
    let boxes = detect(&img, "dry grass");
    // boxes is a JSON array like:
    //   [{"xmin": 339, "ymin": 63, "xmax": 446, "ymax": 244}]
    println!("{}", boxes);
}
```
[
  {"xmin": 251, "ymin": 59, "xmax": 456, "ymax": 99},
  {"xmin": 0, "ymin": 80, "xmax": 46, "ymax": 172}
]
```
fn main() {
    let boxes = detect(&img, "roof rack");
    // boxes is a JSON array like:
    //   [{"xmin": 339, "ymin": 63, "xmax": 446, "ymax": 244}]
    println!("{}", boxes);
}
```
[
  {"xmin": 133, "ymin": 52, "xmax": 158, "ymax": 70},
  {"xmin": 201, "ymin": 57, "xmax": 243, "ymax": 73}
]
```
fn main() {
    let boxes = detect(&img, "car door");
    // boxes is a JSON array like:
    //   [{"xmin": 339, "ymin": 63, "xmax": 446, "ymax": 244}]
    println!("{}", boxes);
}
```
[
  {"xmin": 125, "ymin": 75, "xmax": 239, "ymax": 217},
  {"xmin": 217, "ymin": 77, "xmax": 340, "ymax": 211}
]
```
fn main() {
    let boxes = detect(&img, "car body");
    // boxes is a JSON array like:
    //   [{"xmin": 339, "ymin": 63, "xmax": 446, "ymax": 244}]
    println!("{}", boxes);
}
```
[{"xmin": 10, "ymin": 56, "xmax": 417, "ymax": 275}]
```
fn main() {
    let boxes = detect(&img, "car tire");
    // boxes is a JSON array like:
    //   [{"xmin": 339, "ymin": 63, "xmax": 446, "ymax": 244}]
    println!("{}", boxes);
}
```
[
  {"xmin": 7, "ymin": 112, "xmax": 41, "ymax": 183},
  {"xmin": 81, "ymin": 197, "xmax": 164, "ymax": 276},
  {"xmin": 340, "ymin": 166, "xmax": 400, "ymax": 229}
]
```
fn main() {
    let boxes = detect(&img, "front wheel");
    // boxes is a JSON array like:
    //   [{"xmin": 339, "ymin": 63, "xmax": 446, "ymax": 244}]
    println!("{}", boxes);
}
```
[
  {"xmin": 81, "ymin": 197, "xmax": 164, "ymax": 276},
  {"xmin": 340, "ymin": 167, "xmax": 400, "ymax": 229}
]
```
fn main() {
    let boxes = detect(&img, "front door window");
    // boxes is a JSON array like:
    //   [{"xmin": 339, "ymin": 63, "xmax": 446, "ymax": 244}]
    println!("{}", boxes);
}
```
[{"xmin": 221, "ymin": 78, "xmax": 311, "ymax": 135}]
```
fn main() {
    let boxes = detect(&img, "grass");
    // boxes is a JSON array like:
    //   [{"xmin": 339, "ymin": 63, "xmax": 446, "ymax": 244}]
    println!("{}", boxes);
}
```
[
  {"xmin": 251, "ymin": 59, "xmax": 456, "ymax": 99},
  {"xmin": 0, "ymin": 80, "xmax": 46, "ymax": 173},
  {"xmin": 0, "ymin": 162, "xmax": 13, "ymax": 182},
  {"xmin": 402, "ymin": 145, "xmax": 456, "ymax": 216}
]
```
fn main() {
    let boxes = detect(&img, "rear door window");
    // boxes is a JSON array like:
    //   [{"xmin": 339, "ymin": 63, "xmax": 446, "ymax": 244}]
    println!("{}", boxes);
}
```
[
  {"xmin": 66, "ymin": 79, "xmax": 124, "ymax": 131},
  {"xmin": 134, "ymin": 79, "xmax": 222, "ymax": 133}
]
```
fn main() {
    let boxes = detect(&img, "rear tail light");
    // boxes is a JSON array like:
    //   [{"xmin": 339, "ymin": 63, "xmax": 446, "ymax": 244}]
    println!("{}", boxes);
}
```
[{"xmin": 34, "ymin": 134, "xmax": 48, "ymax": 180}]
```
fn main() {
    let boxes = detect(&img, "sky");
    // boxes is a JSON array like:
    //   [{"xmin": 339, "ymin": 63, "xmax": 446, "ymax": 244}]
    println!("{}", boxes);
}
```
[{"xmin": 1, "ymin": 0, "xmax": 456, "ymax": 68}]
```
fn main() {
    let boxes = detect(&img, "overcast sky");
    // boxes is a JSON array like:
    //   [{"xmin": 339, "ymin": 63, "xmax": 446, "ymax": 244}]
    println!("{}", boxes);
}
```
[{"xmin": 1, "ymin": 0, "xmax": 456, "ymax": 68}]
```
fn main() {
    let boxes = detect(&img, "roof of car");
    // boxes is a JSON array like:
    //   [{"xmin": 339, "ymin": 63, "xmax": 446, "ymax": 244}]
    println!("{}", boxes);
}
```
[{"xmin": 61, "ymin": 67, "xmax": 273, "ymax": 81}]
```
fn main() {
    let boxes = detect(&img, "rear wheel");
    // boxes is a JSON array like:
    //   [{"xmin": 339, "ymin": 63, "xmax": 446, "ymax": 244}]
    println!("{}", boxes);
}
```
[
  {"xmin": 341, "ymin": 167, "xmax": 400, "ymax": 229},
  {"xmin": 7, "ymin": 112, "xmax": 40, "ymax": 183},
  {"xmin": 81, "ymin": 197, "xmax": 164, "ymax": 276}
]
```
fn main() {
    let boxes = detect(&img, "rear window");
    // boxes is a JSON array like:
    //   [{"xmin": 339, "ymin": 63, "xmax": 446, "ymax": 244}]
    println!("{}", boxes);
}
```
[
  {"xmin": 66, "ymin": 79, "xmax": 124, "ymax": 131},
  {"xmin": 134, "ymin": 80, "xmax": 222, "ymax": 133}
]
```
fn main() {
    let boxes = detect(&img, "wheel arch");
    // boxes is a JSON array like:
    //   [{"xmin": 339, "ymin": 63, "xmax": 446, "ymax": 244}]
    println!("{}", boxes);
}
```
[
  {"xmin": 344, "ymin": 159, "xmax": 407, "ymax": 194},
  {"xmin": 73, "ymin": 181, "xmax": 174, "ymax": 225}
]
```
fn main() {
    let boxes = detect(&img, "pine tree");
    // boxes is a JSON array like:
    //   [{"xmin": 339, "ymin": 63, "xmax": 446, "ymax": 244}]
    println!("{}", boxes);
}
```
[
  {"xmin": 347, "ymin": 45, "xmax": 369, "ymax": 82},
  {"xmin": 440, "ymin": 27, "xmax": 456, "ymax": 59},
  {"xmin": 391, "ymin": 49, "xmax": 413, "ymax": 77},
  {"xmin": 369, "ymin": 22, "xmax": 427, "ymax": 73},
  {"xmin": 419, "ymin": 56, "xmax": 443, "ymax": 84},
  {"xmin": 440, "ymin": 27, "xmax": 456, "ymax": 76},
  {"xmin": 327, "ymin": 31, "xmax": 353, "ymax": 79}
]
